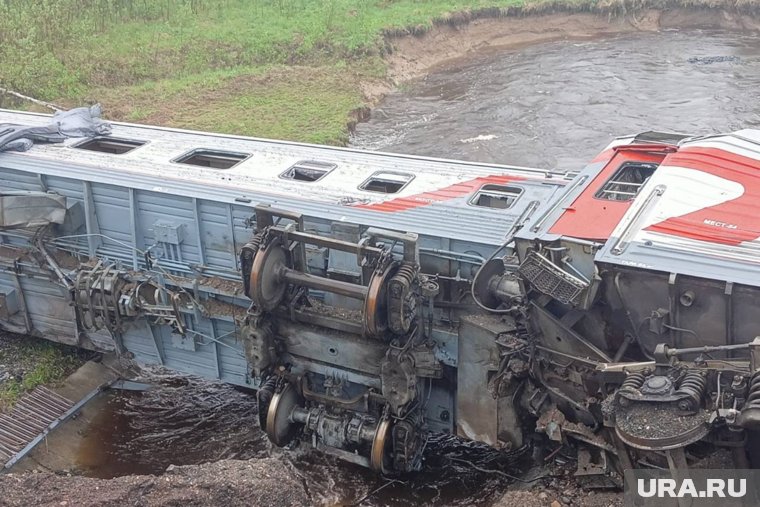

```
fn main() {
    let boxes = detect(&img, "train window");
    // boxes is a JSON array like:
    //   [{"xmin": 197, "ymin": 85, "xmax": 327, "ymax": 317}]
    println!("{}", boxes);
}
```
[
  {"xmin": 74, "ymin": 137, "xmax": 146, "ymax": 155},
  {"xmin": 280, "ymin": 160, "xmax": 336, "ymax": 182},
  {"xmin": 359, "ymin": 171, "xmax": 414, "ymax": 194},
  {"xmin": 173, "ymin": 149, "xmax": 249, "ymax": 169},
  {"xmin": 595, "ymin": 162, "xmax": 658, "ymax": 201},
  {"xmin": 470, "ymin": 184, "xmax": 523, "ymax": 209}
]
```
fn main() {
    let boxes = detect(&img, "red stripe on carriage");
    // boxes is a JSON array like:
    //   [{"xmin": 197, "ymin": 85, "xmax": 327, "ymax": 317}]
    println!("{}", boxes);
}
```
[{"xmin": 352, "ymin": 174, "xmax": 525, "ymax": 212}]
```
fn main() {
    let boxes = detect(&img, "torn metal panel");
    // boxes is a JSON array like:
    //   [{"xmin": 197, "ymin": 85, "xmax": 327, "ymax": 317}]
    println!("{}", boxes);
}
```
[{"xmin": 0, "ymin": 192, "xmax": 66, "ymax": 229}]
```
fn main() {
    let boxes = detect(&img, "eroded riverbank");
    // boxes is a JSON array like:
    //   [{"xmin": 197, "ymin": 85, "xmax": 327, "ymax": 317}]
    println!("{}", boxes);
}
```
[
  {"xmin": 354, "ymin": 28, "xmax": 760, "ymax": 170},
  {"xmin": 344, "ymin": 4, "xmax": 760, "ymax": 138},
  {"xmin": 381, "ymin": 7, "xmax": 760, "ymax": 86}
]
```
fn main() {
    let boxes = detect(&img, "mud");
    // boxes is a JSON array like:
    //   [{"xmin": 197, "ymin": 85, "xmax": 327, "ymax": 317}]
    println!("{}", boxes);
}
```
[
  {"xmin": 0, "ymin": 458, "xmax": 310, "ymax": 507},
  {"xmin": 62, "ymin": 371, "xmax": 533, "ymax": 505},
  {"xmin": 73, "ymin": 372, "xmax": 267, "ymax": 479},
  {"xmin": 200, "ymin": 297, "xmax": 244, "ymax": 318},
  {"xmin": 0, "ymin": 246, "xmax": 27, "ymax": 262},
  {"xmin": 198, "ymin": 276, "xmax": 243, "ymax": 295},
  {"xmin": 0, "ymin": 458, "xmax": 622, "ymax": 507}
]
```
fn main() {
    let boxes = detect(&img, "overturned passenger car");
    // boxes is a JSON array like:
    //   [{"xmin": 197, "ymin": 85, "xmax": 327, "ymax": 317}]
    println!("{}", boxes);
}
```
[{"xmin": 1, "ymin": 108, "xmax": 759, "ymax": 479}]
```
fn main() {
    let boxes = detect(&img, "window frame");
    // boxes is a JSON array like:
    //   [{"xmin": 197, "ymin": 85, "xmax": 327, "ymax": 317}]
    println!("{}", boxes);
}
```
[
  {"xmin": 72, "ymin": 136, "xmax": 147, "ymax": 155},
  {"xmin": 279, "ymin": 160, "xmax": 336, "ymax": 183},
  {"xmin": 358, "ymin": 171, "xmax": 415, "ymax": 194},
  {"xmin": 468, "ymin": 183, "xmax": 524, "ymax": 210},
  {"xmin": 171, "ymin": 148, "xmax": 251, "ymax": 170},
  {"xmin": 594, "ymin": 161, "xmax": 659, "ymax": 202}
]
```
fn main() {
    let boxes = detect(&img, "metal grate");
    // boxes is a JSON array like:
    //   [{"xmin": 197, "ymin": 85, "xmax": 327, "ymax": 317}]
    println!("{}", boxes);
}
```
[
  {"xmin": 518, "ymin": 251, "xmax": 588, "ymax": 305},
  {"xmin": 0, "ymin": 386, "xmax": 73, "ymax": 465}
]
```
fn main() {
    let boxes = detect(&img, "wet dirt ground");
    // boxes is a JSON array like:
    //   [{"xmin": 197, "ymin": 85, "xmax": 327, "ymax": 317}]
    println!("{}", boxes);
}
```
[
  {"xmin": 71, "ymin": 371, "xmax": 537, "ymax": 506},
  {"xmin": 352, "ymin": 30, "xmax": 760, "ymax": 171}
]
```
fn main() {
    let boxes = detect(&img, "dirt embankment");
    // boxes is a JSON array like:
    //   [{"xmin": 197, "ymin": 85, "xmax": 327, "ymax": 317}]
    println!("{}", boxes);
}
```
[
  {"xmin": 0, "ymin": 459, "xmax": 625, "ymax": 507},
  {"xmin": 0, "ymin": 459, "xmax": 309, "ymax": 507},
  {"xmin": 360, "ymin": 6, "xmax": 760, "ymax": 105}
]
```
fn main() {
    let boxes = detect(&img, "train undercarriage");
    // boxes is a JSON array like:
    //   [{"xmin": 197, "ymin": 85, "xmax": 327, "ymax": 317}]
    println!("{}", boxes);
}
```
[{"xmin": 2, "ymin": 107, "xmax": 760, "ymax": 483}]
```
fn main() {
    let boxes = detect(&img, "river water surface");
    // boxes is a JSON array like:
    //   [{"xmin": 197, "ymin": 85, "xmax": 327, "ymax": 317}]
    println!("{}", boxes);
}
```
[
  {"xmin": 78, "ymin": 29, "xmax": 760, "ymax": 506},
  {"xmin": 352, "ymin": 30, "xmax": 760, "ymax": 171}
]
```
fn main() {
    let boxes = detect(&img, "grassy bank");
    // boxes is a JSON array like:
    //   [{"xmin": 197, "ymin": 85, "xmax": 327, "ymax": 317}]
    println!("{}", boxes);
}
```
[
  {"xmin": 1, "ymin": 1, "xmax": 756, "ymax": 143},
  {"xmin": 0, "ymin": 333, "xmax": 84, "ymax": 410},
  {"xmin": 1, "ymin": 0, "xmax": 534, "ymax": 144}
]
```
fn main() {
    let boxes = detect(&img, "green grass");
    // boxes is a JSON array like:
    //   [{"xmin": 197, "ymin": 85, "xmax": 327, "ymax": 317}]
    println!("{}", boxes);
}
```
[
  {"xmin": 90, "ymin": 63, "xmax": 373, "ymax": 144},
  {"xmin": 0, "ymin": 0, "xmax": 528, "ymax": 144},
  {"xmin": 0, "ymin": 338, "xmax": 82, "ymax": 411}
]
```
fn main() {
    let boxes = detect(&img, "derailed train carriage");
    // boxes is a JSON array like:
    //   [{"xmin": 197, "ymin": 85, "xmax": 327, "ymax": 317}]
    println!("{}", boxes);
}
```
[{"xmin": 1, "ymin": 107, "xmax": 760, "ymax": 479}]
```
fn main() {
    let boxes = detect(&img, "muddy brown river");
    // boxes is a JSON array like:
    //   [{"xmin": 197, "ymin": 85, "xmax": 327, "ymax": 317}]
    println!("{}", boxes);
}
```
[
  {"xmin": 76, "ymin": 29, "xmax": 760, "ymax": 506},
  {"xmin": 352, "ymin": 30, "xmax": 760, "ymax": 171}
]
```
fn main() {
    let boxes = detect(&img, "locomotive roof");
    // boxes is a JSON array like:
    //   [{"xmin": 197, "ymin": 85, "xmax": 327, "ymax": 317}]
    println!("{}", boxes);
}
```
[{"xmin": 596, "ymin": 129, "xmax": 760, "ymax": 286}]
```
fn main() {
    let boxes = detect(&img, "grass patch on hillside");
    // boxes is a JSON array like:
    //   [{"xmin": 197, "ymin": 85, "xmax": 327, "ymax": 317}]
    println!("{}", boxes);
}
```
[
  {"xmin": 0, "ymin": 0, "xmax": 526, "ymax": 143},
  {"xmin": 86, "ymin": 63, "xmax": 374, "ymax": 144},
  {"xmin": 0, "ymin": 334, "xmax": 84, "ymax": 411}
]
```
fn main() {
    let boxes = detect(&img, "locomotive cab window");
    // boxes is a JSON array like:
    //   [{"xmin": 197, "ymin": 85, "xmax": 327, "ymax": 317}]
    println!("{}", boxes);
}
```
[
  {"xmin": 280, "ymin": 160, "xmax": 336, "ymax": 182},
  {"xmin": 470, "ymin": 184, "xmax": 523, "ymax": 209},
  {"xmin": 173, "ymin": 149, "xmax": 249, "ymax": 169},
  {"xmin": 595, "ymin": 162, "xmax": 658, "ymax": 201},
  {"xmin": 359, "ymin": 171, "xmax": 414, "ymax": 194},
  {"xmin": 74, "ymin": 137, "xmax": 146, "ymax": 155}
]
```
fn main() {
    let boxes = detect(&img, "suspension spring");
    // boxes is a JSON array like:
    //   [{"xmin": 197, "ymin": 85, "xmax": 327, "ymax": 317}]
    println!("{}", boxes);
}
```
[
  {"xmin": 675, "ymin": 370, "xmax": 707, "ymax": 412},
  {"xmin": 74, "ymin": 262, "xmax": 124, "ymax": 334},
  {"xmin": 745, "ymin": 371, "xmax": 760, "ymax": 411},
  {"xmin": 241, "ymin": 233, "xmax": 264, "ymax": 261},
  {"xmin": 388, "ymin": 262, "xmax": 418, "ymax": 335},
  {"xmin": 620, "ymin": 370, "xmax": 647, "ymax": 393},
  {"xmin": 391, "ymin": 263, "xmax": 417, "ymax": 288}
]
